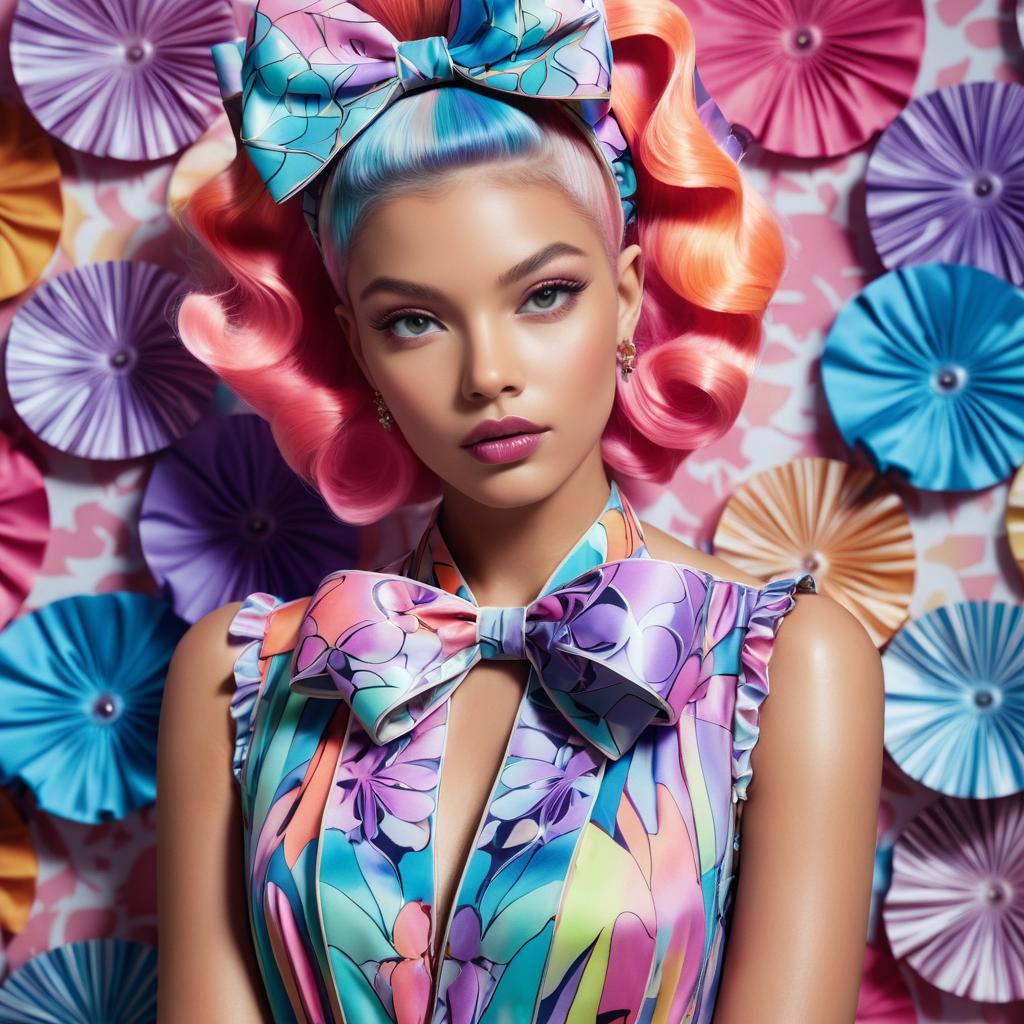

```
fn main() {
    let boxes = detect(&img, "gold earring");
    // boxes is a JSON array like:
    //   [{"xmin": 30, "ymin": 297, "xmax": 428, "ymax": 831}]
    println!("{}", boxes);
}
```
[
  {"xmin": 617, "ymin": 337, "xmax": 636, "ymax": 382},
  {"xmin": 372, "ymin": 389, "xmax": 393, "ymax": 431}
]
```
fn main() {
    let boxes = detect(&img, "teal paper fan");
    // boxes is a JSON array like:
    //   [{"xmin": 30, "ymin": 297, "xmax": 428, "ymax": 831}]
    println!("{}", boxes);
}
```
[
  {"xmin": 0, "ymin": 938, "xmax": 157, "ymax": 1022},
  {"xmin": 821, "ymin": 263, "xmax": 1024, "ymax": 492},
  {"xmin": 0, "ymin": 593, "xmax": 189, "ymax": 824},
  {"xmin": 882, "ymin": 600, "xmax": 1024, "ymax": 799}
]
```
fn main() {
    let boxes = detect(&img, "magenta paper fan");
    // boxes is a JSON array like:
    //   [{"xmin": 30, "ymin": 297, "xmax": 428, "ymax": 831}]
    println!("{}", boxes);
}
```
[
  {"xmin": 10, "ymin": 0, "xmax": 236, "ymax": 161},
  {"xmin": 139, "ymin": 413, "xmax": 361, "ymax": 623},
  {"xmin": 0, "ymin": 431, "xmax": 49, "ymax": 630},
  {"xmin": 5, "ymin": 261, "xmax": 219, "ymax": 460},
  {"xmin": 683, "ymin": 0, "xmax": 925, "ymax": 158},
  {"xmin": 883, "ymin": 795, "xmax": 1024, "ymax": 1003},
  {"xmin": 866, "ymin": 82, "xmax": 1024, "ymax": 287}
]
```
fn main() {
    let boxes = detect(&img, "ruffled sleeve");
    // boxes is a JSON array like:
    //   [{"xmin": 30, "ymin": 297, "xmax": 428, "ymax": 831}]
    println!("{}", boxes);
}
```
[
  {"xmin": 228, "ymin": 592, "xmax": 284, "ymax": 787},
  {"xmin": 732, "ymin": 571, "xmax": 817, "ymax": 802}
]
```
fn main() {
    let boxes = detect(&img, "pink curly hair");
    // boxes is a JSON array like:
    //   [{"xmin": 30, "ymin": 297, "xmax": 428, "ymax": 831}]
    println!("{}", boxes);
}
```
[{"xmin": 176, "ymin": 0, "xmax": 785, "ymax": 525}]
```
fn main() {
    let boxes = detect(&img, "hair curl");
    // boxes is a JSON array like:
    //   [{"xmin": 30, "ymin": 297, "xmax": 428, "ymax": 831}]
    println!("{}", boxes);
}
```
[{"xmin": 176, "ymin": 0, "xmax": 785, "ymax": 525}]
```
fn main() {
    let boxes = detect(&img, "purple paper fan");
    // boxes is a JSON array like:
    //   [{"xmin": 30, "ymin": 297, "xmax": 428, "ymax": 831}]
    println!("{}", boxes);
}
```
[
  {"xmin": 866, "ymin": 82, "xmax": 1024, "ymax": 286},
  {"xmin": 883, "ymin": 795, "xmax": 1024, "ymax": 1003},
  {"xmin": 139, "ymin": 413, "xmax": 361, "ymax": 622},
  {"xmin": 5, "ymin": 261, "xmax": 219, "ymax": 460},
  {"xmin": 10, "ymin": 0, "xmax": 236, "ymax": 161}
]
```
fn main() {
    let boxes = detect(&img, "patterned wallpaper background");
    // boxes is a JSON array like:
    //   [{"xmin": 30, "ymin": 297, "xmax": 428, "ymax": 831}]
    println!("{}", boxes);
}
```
[{"xmin": 0, "ymin": 0, "xmax": 1022, "ymax": 1020}]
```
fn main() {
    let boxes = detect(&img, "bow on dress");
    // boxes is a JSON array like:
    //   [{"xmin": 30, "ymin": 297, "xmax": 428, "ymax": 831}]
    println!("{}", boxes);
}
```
[
  {"xmin": 290, "ymin": 557, "xmax": 709, "ymax": 760},
  {"xmin": 213, "ymin": 0, "xmax": 637, "ymax": 223}
]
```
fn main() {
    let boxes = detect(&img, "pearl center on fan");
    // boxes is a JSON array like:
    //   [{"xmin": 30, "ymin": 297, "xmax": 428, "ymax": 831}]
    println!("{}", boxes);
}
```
[
  {"xmin": 932, "ymin": 364, "xmax": 966, "ymax": 394},
  {"xmin": 786, "ymin": 25, "xmax": 822, "ymax": 55},
  {"xmin": 91, "ymin": 692, "xmax": 121, "ymax": 723},
  {"xmin": 970, "ymin": 173, "xmax": 1001, "ymax": 200},
  {"xmin": 243, "ymin": 510, "xmax": 275, "ymax": 540},
  {"xmin": 123, "ymin": 39, "xmax": 153, "ymax": 66},
  {"xmin": 802, "ymin": 552, "xmax": 822, "ymax": 572}
]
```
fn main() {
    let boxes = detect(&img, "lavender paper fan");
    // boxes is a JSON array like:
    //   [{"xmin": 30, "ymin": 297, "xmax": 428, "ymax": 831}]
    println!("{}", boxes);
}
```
[
  {"xmin": 0, "ymin": 937, "xmax": 157, "ymax": 1022},
  {"xmin": 139, "ymin": 414, "xmax": 361, "ymax": 623},
  {"xmin": 882, "ymin": 601, "xmax": 1024, "ymax": 800},
  {"xmin": 866, "ymin": 82, "xmax": 1024, "ymax": 286},
  {"xmin": 10, "ymin": 0, "xmax": 236, "ymax": 161},
  {"xmin": 883, "ymin": 795, "xmax": 1024, "ymax": 1003},
  {"xmin": 5, "ymin": 261, "xmax": 218, "ymax": 460}
]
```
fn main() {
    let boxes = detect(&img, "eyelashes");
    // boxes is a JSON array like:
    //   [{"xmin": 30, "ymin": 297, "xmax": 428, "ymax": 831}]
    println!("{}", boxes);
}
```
[{"xmin": 368, "ymin": 277, "xmax": 590, "ymax": 341}]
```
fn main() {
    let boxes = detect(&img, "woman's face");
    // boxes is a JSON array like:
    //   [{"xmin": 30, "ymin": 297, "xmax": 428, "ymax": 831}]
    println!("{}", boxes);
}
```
[{"xmin": 336, "ymin": 165, "xmax": 644, "ymax": 510}]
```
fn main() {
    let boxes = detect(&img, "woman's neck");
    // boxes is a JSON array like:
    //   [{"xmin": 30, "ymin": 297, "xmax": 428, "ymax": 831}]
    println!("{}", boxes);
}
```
[{"xmin": 435, "ymin": 448, "xmax": 613, "ymax": 608}]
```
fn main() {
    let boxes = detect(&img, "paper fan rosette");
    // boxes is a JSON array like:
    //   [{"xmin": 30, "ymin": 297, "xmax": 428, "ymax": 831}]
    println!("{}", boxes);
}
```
[
  {"xmin": 0, "ymin": 938, "xmax": 157, "ymax": 1022},
  {"xmin": 683, "ymin": 0, "xmax": 925, "ymax": 158},
  {"xmin": 866, "ymin": 82, "xmax": 1024, "ymax": 287},
  {"xmin": 10, "ymin": 0, "xmax": 235, "ymax": 161},
  {"xmin": 139, "ymin": 413, "xmax": 361, "ymax": 622},
  {"xmin": 0, "ymin": 101, "xmax": 62, "ymax": 302},
  {"xmin": 821, "ymin": 263, "xmax": 1024, "ymax": 492},
  {"xmin": 882, "ymin": 601, "xmax": 1024, "ymax": 800},
  {"xmin": 0, "ymin": 431, "xmax": 49, "ymax": 631},
  {"xmin": 712, "ymin": 457, "xmax": 915, "ymax": 646},
  {"xmin": 0, "ymin": 787, "xmax": 37, "ymax": 936},
  {"xmin": 883, "ymin": 795, "xmax": 1024, "ymax": 1003},
  {"xmin": 5, "ymin": 261, "xmax": 219, "ymax": 460},
  {"xmin": 0, "ymin": 592, "xmax": 189, "ymax": 824},
  {"xmin": 1009, "ymin": 464, "xmax": 1024, "ymax": 584},
  {"xmin": 167, "ymin": 111, "xmax": 237, "ymax": 218}
]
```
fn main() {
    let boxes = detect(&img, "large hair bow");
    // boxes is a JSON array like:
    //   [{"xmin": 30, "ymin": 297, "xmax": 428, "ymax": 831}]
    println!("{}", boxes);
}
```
[
  {"xmin": 290, "ymin": 558, "xmax": 709, "ymax": 760},
  {"xmin": 220, "ymin": 0, "xmax": 637, "ymax": 222}
]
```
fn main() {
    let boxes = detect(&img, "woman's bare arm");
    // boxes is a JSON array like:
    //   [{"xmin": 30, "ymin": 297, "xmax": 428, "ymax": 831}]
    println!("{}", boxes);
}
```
[
  {"xmin": 713, "ymin": 591, "xmax": 885, "ymax": 1023},
  {"xmin": 156, "ymin": 600, "xmax": 272, "ymax": 1022}
]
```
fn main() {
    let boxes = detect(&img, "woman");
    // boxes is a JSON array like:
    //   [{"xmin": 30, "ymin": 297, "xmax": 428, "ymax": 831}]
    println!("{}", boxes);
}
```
[{"xmin": 156, "ymin": 1, "xmax": 884, "ymax": 1021}]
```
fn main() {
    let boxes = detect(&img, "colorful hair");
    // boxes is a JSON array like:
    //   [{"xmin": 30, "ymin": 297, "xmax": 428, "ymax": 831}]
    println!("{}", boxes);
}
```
[{"xmin": 176, "ymin": 0, "xmax": 785, "ymax": 525}]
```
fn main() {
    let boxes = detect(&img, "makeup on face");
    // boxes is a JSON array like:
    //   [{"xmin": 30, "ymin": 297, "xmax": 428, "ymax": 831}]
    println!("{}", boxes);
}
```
[{"xmin": 460, "ymin": 414, "xmax": 550, "ymax": 464}]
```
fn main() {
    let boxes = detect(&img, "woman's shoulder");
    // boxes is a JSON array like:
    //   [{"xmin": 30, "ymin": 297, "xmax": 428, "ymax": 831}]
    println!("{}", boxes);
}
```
[{"xmin": 639, "ymin": 520, "xmax": 764, "ymax": 589}]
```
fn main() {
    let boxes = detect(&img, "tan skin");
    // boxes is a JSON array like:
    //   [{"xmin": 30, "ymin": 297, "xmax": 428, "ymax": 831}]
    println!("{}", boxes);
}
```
[{"xmin": 157, "ymin": 163, "xmax": 884, "ymax": 1022}]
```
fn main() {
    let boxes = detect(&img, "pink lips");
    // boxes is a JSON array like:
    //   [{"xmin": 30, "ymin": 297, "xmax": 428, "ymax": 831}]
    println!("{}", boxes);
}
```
[{"xmin": 460, "ymin": 415, "xmax": 549, "ymax": 465}]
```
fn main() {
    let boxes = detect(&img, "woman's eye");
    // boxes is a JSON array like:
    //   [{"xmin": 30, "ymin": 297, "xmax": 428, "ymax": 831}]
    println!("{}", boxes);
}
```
[
  {"xmin": 383, "ymin": 313, "xmax": 441, "ymax": 339},
  {"xmin": 521, "ymin": 283, "xmax": 580, "ymax": 314}
]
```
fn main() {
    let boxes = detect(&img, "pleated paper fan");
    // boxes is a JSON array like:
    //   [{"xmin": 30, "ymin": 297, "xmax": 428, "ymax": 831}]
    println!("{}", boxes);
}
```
[
  {"xmin": 866, "ymin": 82, "xmax": 1024, "ymax": 287},
  {"xmin": 1009, "ymin": 464, "xmax": 1024, "ymax": 584},
  {"xmin": 883, "ymin": 795, "xmax": 1024, "ymax": 1003},
  {"xmin": 10, "ymin": 0, "xmax": 235, "ymax": 161},
  {"xmin": 683, "ymin": 0, "xmax": 925, "ymax": 158},
  {"xmin": 882, "ymin": 601, "xmax": 1024, "ymax": 800},
  {"xmin": 712, "ymin": 457, "xmax": 915, "ymax": 646},
  {"xmin": 0, "ymin": 938, "xmax": 157, "ymax": 1023},
  {"xmin": 5, "ymin": 261, "xmax": 219, "ymax": 460},
  {"xmin": 821, "ymin": 263, "xmax": 1024, "ymax": 492},
  {"xmin": 0, "ymin": 101, "xmax": 62, "ymax": 302},
  {"xmin": 139, "ymin": 413, "xmax": 361, "ymax": 623},
  {"xmin": 0, "ymin": 431, "xmax": 49, "ymax": 631},
  {"xmin": 0, "ymin": 592, "xmax": 189, "ymax": 825},
  {"xmin": 167, "ymin": 111, "xmax": 236, "ymax": 218},
  {"xmin": 0, "ymin": 787, "xmax": 37, "ymax": 936}
]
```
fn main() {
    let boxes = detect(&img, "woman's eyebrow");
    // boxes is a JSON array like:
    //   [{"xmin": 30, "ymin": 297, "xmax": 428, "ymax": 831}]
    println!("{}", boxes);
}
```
[{"xmin": 358, "ymin": 241, "xmax": 587, "ymax": 302}]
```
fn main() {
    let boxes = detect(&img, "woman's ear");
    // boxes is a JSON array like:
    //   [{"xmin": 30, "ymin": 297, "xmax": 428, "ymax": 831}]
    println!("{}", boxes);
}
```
[
  {"xmin": 616, "ymin": 243, "xmax": 644, "ymax": 343},
  {"xmin": 334, "ymin": 302, "xmax": 375, "ymax": 387}
]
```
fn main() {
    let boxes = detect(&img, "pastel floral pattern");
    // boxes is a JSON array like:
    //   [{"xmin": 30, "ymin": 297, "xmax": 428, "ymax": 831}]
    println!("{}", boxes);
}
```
[{"xmin": 227, "ymin": 481, "xmax": 816, "ymax": 1022}]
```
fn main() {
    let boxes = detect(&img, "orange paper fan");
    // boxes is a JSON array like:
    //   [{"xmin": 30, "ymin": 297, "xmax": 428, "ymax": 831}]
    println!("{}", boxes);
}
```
[
  {"xmin": 0, "ymin": 102, "xmax": 62, "ymax": 301},
  {"xmin": 0, "ymin": 786, "xmax": 38, "ymax": 934},
  {"xmin": 1008, "ymin": 464, "xmax": 1024, "ymax": 583},
  {"xmin": 712, "ymin": 457, "xmax": 915, "ymax": 646}
]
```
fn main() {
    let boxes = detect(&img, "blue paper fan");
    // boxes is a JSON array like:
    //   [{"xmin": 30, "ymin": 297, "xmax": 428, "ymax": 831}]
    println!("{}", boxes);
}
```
[
  {"xmin": 821, "ymin": 263, "xmax": 1024, "ymax": 492},
  {"xmin": 0, "ymin": 593, "xmax": 188, "ymax": 824},
  {"xmin": 882, "ymin": 601, "xmax": 1024, "ymax": 799},
  {"xmin": 0, "ymin": 938, "xmax": 156, "ymax": 1023}
]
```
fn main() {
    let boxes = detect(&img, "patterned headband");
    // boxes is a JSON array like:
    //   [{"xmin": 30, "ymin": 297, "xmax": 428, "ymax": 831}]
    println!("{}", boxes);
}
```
[{"xmin": 212, "ymin": 0, "xmax": 743, "ymax": 252}]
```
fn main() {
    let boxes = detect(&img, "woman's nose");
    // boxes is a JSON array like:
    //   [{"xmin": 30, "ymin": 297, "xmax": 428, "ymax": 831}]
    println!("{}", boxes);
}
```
[{"xmin": 459, "ymin": 319, "xmax": 525, "ymax": 401}]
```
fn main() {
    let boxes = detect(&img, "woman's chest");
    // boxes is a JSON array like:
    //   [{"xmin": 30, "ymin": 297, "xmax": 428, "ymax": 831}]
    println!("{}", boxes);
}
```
[{"xmin": 242, "ymin": 649, "xmax": 742, "ymax": 1024}]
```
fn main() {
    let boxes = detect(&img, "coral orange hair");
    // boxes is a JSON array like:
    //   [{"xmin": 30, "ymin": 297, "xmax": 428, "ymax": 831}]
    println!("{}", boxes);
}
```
[{"xmin": 176, "ymin": 0, "xmax": 785, "ymax": 524}]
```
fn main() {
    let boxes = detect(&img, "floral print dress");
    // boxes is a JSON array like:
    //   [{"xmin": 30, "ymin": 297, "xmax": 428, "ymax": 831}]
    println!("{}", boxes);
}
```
[{"xmin": 228, "ymin": 480, "xmax": 815, "ymax": 1023}]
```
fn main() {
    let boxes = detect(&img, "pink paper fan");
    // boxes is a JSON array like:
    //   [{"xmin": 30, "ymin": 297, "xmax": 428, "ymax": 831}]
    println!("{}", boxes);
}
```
[
  {"xmin": 0, "ymin": 431, "xmax": 49, "ymax": 630},
  {"xmin": 883, "ymin": 795, "xmax": 1024, "ymax": 1003},
  {"xmin": 683, "ymin": 0, "xmax": 926, "ymax": 158},
  {"xmin": 10, "ymin": 0, "xmax": 236, "ymax": 161}
]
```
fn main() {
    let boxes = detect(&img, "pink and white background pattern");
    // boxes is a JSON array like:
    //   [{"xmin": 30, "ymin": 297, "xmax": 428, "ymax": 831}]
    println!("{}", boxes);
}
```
[{"xmin": 0, "ymin": 1, "xmax": 1022, "ymax": 1021}]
